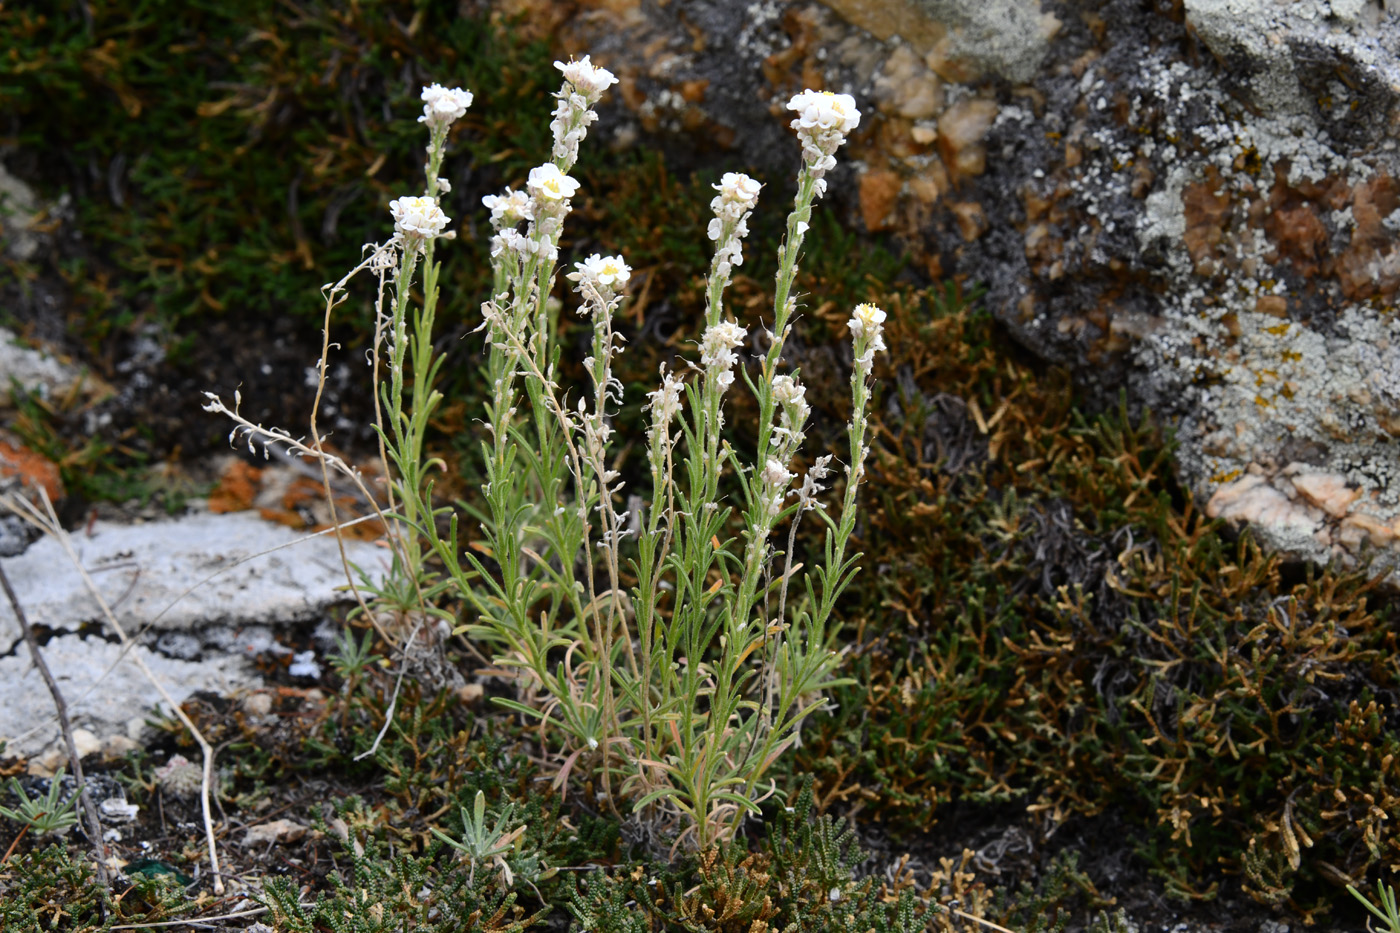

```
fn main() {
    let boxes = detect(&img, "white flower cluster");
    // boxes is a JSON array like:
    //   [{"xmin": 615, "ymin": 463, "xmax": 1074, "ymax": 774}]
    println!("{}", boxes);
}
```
[
  {"xmin": 759, "ymin": 457, "xmax": 796, "ymax": 520},
  {"xmin": 419, "ymin": 83, "xmax": 474, "ymax": 131},
  {"xmin": 551, "ymin": 55, "xmax": 618, "ymax": 166},
  {"xmin": 487, "ymin": 164, "xmax": 583, "ymax": 264},
  {"xmin": 700, "ymin": 320, "xmax": 748, "ymax": 394},
  {"xmin": 707, "ymin": 172, "xmax": 762, "ymax": 281},
  {"xmin": 569, "ymin": 253, "xmax": 631, "ymax": 293},
  {"xmin": 786, "ymin": 90, "xmax": 861, "ymax": 197},
  {"xmin": 758, "ymin": 374, "xmax": 810, "ymax": 520},
  {"xmin": 557, "ymin": 56, "xmax": 619, "ymax": 102},
  {"xmin": 848, "ymin": 302, "xmax": 887, "ymax": 366},
  {"xmin": 389, "ymin": 195, "xmax": 449, "ymax": 248},
  {"xmin": 482, "ymin": 187, "xmax": 533, "ymax": 230},
  {"xmin": 647, "ymin": 368, "xmax": 684, "ymax": 467},
  {"xmin": 770, "ymin": 373, "xmax": 810, "ymax": 450},
  {"xmin": 649, "ymin": 370, "xmax": 683, "ymax": 429},
  {"xmin": 796, "ymin": 454, "xmax": 834, "ymax": 512}
]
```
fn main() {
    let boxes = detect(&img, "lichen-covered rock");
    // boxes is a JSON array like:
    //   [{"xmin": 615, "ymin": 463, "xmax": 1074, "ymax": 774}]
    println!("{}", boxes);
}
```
[{"xmin": 531, "ymin": 0, "xmax": 1400, "ymax": 576}]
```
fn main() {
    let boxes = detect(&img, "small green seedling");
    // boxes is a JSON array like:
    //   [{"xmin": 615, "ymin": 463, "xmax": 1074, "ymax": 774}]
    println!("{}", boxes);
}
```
[
  {"xmin": 329, "ymin": 627, "xmax": 382, "ymax": 689},
  {"xmin": 431, "ymin": 790, "xmax": 525, "ymax": 886},
  {"xmin": 0, "ymin": 767, "xmax": 81, "ymax": 836}
]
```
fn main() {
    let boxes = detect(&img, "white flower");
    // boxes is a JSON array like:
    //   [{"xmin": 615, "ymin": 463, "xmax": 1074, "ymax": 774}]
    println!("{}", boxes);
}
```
[
  {"xmin": 419, "ymin": 83, "xmax": 474, "ymax": 129},
  {"xmin": 786, "ymin": 90, "xmax": 860, "ymax": 135},
  {"xmin": 700, "ymin": 320, "xmax": 747, "ymax": 363},
  {"xmin": 762, "ymin": 458, "xmax": 794, "ymax": 490},
  {"xmin": 389, "ymin": 196, "xmax": 449, "ymax": 241},
  {"xmin": 569, "ymin": 253, "xmax": 632, "ymax": 292},
  {"xmin": 592, "ymin": 254, "xmax": 631, "ymax": 287},
  {"xmin": 771, "ymin": 374, "xmax": 805, "ymax": 406},
  {"xmin": 849, "ymin": 302, "xmax": 887, "ymax": 357},
  {"xmin": 699, "ymin": 320, "xmax": 748, "ymax": 394},
  {"xmin": 648, "ymin": 371, "xmax": 684, "ymax": 436},
  {"xmin": 849, "ymin": 302, "xmax": 886, "ymax": 338},
  {"xmin": 528, "ymin": 163, "xmax": 581, "ymax": 201},
  {"xmin": 555, "ymin": 55, "xmax": 619, "ymax": 101},
  {"xmin": 482, "ymin": 187, "xmax": 534, "ymax": 228},
  {"xmin": 714, "ymin": 172, "xmax": 761, "ymax": 210}
]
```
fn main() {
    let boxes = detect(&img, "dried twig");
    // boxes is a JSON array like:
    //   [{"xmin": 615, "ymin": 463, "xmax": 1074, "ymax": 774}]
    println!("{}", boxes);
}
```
[
  {"xmin": 0, "ymin": 562, "xmax": 110, "ymax": 885},
  {"xmin": 107, "ymin": 905, "xmax": 273, "ymax": 929},
  {"xmin": 0, "ymin": 489, "xmax": 226, "ymax": 894}
]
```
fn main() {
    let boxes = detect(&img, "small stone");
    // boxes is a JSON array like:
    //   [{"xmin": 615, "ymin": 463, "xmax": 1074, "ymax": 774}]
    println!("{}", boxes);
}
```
[
  {"xmin": 28, "ymin": 749, "xmax": 63, "ymax": 777},
  {"xmin": 71, "ymin": 728, "xmax": 102, "ymax": 760},
  {"xmin": 102, "ymin": 735, "xmax": 139, "ymax": 760},
  {"xmin": 99, "ymin": 797, "xmax": 140, "ymax": 823},
  {"xmin": 456, "ymin": 683, "xmax": 485, "ymax": 704},
  {"xmin": 243, "ymin": 686, "xmax": 273, "ymax": 714},
  {"xmin": 244, "ymin": 818, "xmax": 307, "ymax": 846}
]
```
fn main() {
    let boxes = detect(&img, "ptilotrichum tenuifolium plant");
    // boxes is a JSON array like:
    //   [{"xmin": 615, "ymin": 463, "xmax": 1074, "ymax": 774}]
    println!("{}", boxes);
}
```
[{"xmin": 206, "ymin": 63, "xmax": 883, "ymax": 850}]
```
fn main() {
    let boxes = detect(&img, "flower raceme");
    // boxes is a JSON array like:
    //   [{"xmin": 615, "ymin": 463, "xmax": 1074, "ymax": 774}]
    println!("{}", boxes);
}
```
[
  {"xmin": 849, "ymin": 302, "xmax": 888, "ymax": 361},
  {"xmin": 708, "ymin": 172, "xmax": 763, "ymax": 282},
  {"xmin": 482, "ymin": 188, "xmax": 533, "ymax": 230},
  {"xmin": 785, "ymin": 89, "xmax": 861, "ymax": 198},
  {"xmin": 570, "ymin": 254, "xmax": 632, "ymax": 291},
  {"xmin": 419, "ymin": 83, "xmax": 474, "ymax": 130},
  {"xmin": 551, "ymin": 56, "xmax": 618, "ymax": 166},
  {"xmin": 554, "ymin": 55, "xmax": 619, "ymax": 103},
  {"xmin": 787, "ymin": 89, "xmax": 860, "ymax": 135},
  {"xmin": 389, "ymin": 196, "xmax": 449, "ymax": 247},
  {"xmin": 699, "ymin": 320, "xmax": 749, "ymax": 394}
]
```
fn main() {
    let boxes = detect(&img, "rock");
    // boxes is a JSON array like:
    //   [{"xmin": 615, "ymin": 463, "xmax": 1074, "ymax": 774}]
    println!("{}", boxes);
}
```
[
  {"xmin": 98, "ymin": 796, "xmax": 140, "ymax": 823},
  {"xmin": 0, "ymin": 510, "xmax": 386, "ymax": 650},
  {"xmin": 821, "ymin": 0, "xmax": 1059, "ymax": 83},
  {"xmin": 102, "ymin": 735, "xmax": 139, "ymax": 760},
  {"xmin": 0, "ymin": 160, "xmax": 43, "ymax": 262},
  {"xmin": 4, "ymin": 634, "xmax": 259, "ymax": 760},
  {"xmin": 244, "ymin": 818, "xmax": 307, "ymax": 846},
  {"xmin": 0, "ymin": 327, "xmax": 86, "ymax": 405},
  {"xmin": 859, "ymin": 168, "xmax": 903, "ymax": 230},
  {"xmin": 1289, "ymin": 470, "xmax": 1361, "ymax": 518},
  {"xmin": 242, "ymin": 692, "xmax": 274, "ymax": 717},
  {"xmin": 935, "ymin": 97, "xmax": 998, "ymax": 180},
  {"xmin": 71, "ymin": 728, "xmax": 102, "ymax": 760},
  {"xmin": 1207, "ymin": 474, "xmax": 1323, "ymax": 542},
  {"xmin": 0, "ymin": 510, "xmax": 385, "ymax": 757}
]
